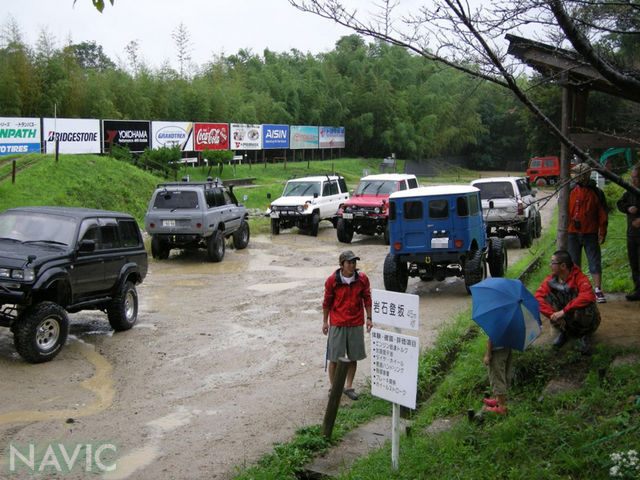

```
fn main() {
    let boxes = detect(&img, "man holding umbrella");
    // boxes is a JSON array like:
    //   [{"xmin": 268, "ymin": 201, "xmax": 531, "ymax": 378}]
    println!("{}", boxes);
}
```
[{"xmin": 534, "ymin": 250, "xmax": 601, "ymax": 354}]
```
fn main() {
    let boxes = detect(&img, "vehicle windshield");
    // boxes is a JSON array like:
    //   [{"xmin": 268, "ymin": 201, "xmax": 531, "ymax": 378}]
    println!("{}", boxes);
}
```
[
  {"xmin": 0, "ymin": 212, "xmax": 77, "ymax": 246},
  {"xmin": 282, "ymin": 181, "xmax": 321, "ymax": 197},
  {"xmin": 357, "ymin": 180, "xmax": 398, "ymax": 195},
  {"xmin": 153, "ymin": 190, "xmax": 199, "ymax": 209},
  {"xmin": 475, "ymin": 182, "xmax": 514, "ymax": 200}
]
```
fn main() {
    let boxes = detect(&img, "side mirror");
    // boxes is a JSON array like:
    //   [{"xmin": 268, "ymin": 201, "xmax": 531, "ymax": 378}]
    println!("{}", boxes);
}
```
[
  {"xmin": 79, "ymin": 239, "xmax": 96, "ymax": 252},
  {"xmin": 267, "ymin": 193, "xmax": 271, "ymax": 200},
  {"xmin": 489, "ymin": 200, "xmax": 495, "ymax": 209},
  {"xmin": 350, "ymin": 189, "xmax": 355, "ymax": 196},
  {"xmin": 314, "ymin": 192, "xmax": 319, "ymax": 198},
  {"xmin": 531, "ymin": 188, "xmax": 538, "ymax": 197}
]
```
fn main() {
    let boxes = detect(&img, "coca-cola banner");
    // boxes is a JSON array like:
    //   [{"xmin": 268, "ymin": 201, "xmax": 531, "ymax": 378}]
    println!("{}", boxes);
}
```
[
  {"xmin": 151, "ymin": 121, "xmax": 194, "ymax": 150},
  {"xmin": 194, "ymin": 123, "xmax": 229, "ymax": 151},
  {"xmin": 102, "ymin": 119, "xmax": 150, "ymax": 153},
  {"xmin": 230, "ymin": 123, "xmax": 262, "ymax": 150}
]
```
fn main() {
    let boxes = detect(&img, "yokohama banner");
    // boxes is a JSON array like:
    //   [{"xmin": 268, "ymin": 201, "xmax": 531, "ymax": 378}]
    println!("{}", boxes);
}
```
[
  {"xmin": 230, "ymin": 124, "xmax": 262, "ymax": 150},
  {"xmin": 152, "ymin": 121, "xmax": 194, "ymax": 150},
  {"xmin": 43, "ymin": 118, "xmax": 100, "ymax": 154},
  {"xmin": 319, "ymin": 126, "xmax": 345, "ymax": 149},
  {"xmin": 102, "ymin": 120, "xmax": 150, "ymax": 153},
  {"xmin": 0, "ymin": 117, "xmax": 40, "ymax": 156},
  {"xmin": 290, "ymin": 126, "xmax": 319, "ymax": 149},
  {"xmin": 194, "ymin": 123, "xmax": 229, "ymax": 151}
]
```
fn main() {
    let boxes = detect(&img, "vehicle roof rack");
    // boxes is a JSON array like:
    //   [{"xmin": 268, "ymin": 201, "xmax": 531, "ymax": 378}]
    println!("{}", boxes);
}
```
[{"xmin": 156, "ymin": 177, "xmax": 222, "ymax": 189}]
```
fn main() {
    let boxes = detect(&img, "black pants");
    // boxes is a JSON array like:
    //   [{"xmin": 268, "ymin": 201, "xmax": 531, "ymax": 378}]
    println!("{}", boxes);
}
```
[{"xmin": 627, "ymin": 235, "xmax": 640, "ymax": 293}]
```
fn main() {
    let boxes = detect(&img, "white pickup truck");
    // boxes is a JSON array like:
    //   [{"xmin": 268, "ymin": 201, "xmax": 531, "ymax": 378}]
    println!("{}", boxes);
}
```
[{"xmin": 470, "ymin": 176, "xmax": 541, "ymax": 248}]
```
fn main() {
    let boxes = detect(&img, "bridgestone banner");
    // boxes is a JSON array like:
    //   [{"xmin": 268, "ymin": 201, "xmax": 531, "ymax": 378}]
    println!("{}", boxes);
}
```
[
  {"xmin": 262, "ymin": 124, "xmax": 290, "ymax": 149},
  {"xmin": 290, "ymin": 126, "xmax": 319, "ymax": 149},
  {"xmin": 0, "ymin": 117, "xmax": 40, "ymax": 155},
  {"xmin": 151, "ymin": 121, "xmax": 194, "ymax": 150},
  {"xmin": 230, "ymin": 124, "xmax": 262, "ymax": 150},
  {"xmin": 43, "ymin": 118, "xmax": 101, "ymax": 154},
  {"xmin": 319, "ymin": 126, "xmax": 345, "ymax": 149},
  {"xmin": 193, "ymin": 123, "xmax": 229, "ymax": 151},
  {"xmin": 102, "ymin": 120, "xmax": 151, "ymax": 153}
]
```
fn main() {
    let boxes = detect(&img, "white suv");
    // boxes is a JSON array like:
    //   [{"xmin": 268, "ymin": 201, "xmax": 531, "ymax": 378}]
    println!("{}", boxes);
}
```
[
  {"xmin": 470, "ymin": 176, "xmax": 541, "ymax": 248},
  {"xmin": 266, "ymin": 175, "xmax": 349, "ymax": 236}
]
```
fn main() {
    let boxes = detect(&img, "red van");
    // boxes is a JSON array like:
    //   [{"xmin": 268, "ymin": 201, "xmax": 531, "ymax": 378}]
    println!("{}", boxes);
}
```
[{"xmin": 526, "ymin": 156, "xmax": 563, "ymax": 186}]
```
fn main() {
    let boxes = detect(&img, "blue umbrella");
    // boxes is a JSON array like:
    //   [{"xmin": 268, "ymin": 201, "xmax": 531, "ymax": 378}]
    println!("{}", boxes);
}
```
[{"xmin": 470, "ymin": 278, "xmax": 541, "ymax": 351}]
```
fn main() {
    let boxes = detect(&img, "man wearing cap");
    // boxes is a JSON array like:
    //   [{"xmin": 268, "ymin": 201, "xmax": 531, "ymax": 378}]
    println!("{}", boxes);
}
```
[
  {"xmin": 322, "ymin": 250, "xmax": 372, "ymax": 400},
  {"xmin": 568, "ymin": 163, "xmax": 608, "ymax": 303}
]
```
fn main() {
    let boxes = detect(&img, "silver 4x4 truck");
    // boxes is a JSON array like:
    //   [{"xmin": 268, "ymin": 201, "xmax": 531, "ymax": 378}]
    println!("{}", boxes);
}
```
[
  {"xmin": 470, "ymin": 177, "xmax": 541, "ymax": 248},
  {"xmin": 0, "ymin": 206, "xmax": 148, "ymax": 363},
  {"xmin": 145, "ymin": 177, "xmax": 250, "ymax": 262}
]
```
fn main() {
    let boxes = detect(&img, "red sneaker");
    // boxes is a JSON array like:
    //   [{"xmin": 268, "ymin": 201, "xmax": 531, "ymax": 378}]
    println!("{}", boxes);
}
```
[
  {"xmin": 486, "ymin": 406, "xmax": 508, "ymax": 414},
  {"xmin": 482, "ymin": 398, "xmax": 499, "ymax": 407}
]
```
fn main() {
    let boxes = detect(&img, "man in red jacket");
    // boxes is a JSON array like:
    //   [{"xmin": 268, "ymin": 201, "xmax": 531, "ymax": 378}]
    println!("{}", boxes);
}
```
[
  {"xmin": 535, "ymin": 250, "xmax": 601, "ymax": 354},
  {"xmin": 568, "ymin": 163, "xmax": 608, "ymax": 302},
  {"xmin": 323, "ymin": 250, "xmax": 372, "ymax": 400}
]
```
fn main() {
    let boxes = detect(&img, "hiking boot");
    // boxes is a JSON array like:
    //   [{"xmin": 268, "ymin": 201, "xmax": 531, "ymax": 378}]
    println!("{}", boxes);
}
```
[
  {"xmin": 625, "ymin": 291, "xmax": 640, "ymax": 301},
  {"xmin": 594, "ymin": 288, "xmax": 607, "ymax": 303},
  {"xmin": 553, "ymin": 331, "xmax": 567, "ymax": 348}
]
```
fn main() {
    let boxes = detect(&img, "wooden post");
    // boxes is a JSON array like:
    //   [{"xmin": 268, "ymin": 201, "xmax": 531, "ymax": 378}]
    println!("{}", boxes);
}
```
[
  {"xmin": 322, "ymin": 357, "xmax": 351, "ymax": 439},
  {"xmin": 558, "ymin": 85, "xmax": 572, "ymax": 251},
  {"xmin": 12, "ymin": 160, "xmax": 16, "ymax": 184}
]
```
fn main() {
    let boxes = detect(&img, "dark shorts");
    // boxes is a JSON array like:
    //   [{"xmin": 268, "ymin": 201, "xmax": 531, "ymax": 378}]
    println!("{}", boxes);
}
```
[
  {"xmin": 327, "ymin": 325, "xmax": 366, "ymax": 362},
  {"xmin": 568, "ymin": 233, "xmax": 602, "ymax": 274},
  {"xmin": 545, "ymin": 289, "xmax": 601, "ymax": 337}
]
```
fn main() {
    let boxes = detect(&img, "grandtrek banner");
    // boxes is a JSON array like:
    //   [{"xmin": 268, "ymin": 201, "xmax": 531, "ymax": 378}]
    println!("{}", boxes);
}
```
[
  {"xmin": 0, "ymin": 117, "xmax": 40, "ymax": 155},
  {"xmin": 151, "ymin": 121, "xmax": 194, "ymax": 150},
  {"xmin": 102, "ymin": 120, "xmax": 150, "ymax": 153},
  {"xmin": 262, "ymin": 124, "xmax": 289, "ymax": 149},
  {"xmin": 319, "ymin": 126, "xmax": 345, "ymax": 149},
  {"xmin": 290, "ymin": 126, "xmax": 319, "ymax": 149},
  {"xmin": 193, "ymin": 123, "xmax": 229, "ymax": 151},
  {"xmin": 230, "ymin": 124, "xmax": 262, "ymax": 150},
  {"xmin": 43, "ymin": 118, "xmax": 100, "ymax": 154}
]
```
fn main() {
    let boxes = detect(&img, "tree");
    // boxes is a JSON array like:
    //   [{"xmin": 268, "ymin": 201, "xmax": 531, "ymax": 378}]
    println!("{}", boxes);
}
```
[
  {"xmin": 172, "ymin": 22, "xmax": 193, "ymax": 78},
  {"xmin": 288, "ymin": 0, "xmax": 640, "ymax": 248}
]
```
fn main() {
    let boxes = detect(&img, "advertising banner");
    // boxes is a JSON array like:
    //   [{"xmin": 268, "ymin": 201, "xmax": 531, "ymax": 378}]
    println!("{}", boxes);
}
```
[
  {"xmin": 102, "ymin": 120, "xmax": 150, "ymax": 153},
  {"xmin": 290, "ymin": 126, "xmax": 319, "ymax": 149},
  {"xmin": 0, "ymin": 117, "xmax": 40, "ymax": 156},
  {"xmin": 319, "ymin": 126, "xmax": 345, "ymax": 149},
  {"xmin": 262, "ymin": 124, "xmax": 289, "ymax": 149},
  {"xmin": 193, "ymin": 123, "xmax": 229, "ymax": 151},
  {"xmin": 230, "ymin": 124, "xmax": 262, "ymax": 150},
  {"xmin": 151, "ymin": 121, "xmax": 194, "ymax": 151},
  {"xmin": 43, "ymin": 118, "xmax": 100, "ymax": 154}
]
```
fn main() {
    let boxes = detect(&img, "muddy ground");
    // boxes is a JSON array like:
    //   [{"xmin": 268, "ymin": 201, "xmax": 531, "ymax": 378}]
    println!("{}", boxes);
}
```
[{"xmin": 0, "ymin": 195, "xmax": 635, "ymax": 479}]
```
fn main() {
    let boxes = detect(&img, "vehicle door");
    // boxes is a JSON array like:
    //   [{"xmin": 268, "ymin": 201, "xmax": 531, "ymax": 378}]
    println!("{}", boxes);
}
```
[
  {"xmin": 456, "ymin": 194, "xmax": 484, "ymax": 248},
  {"xmin": 222, "ymin": 189, "xmax": 242, "ymax": 231},
  {"xmin": 72, "ymin": 218, "xmax": 104, "ymax": 299},
  {"xmin": 99, "ymin": 217, "xmax": 125, "ymax": 292},
  {"xmin": 318, "ymin": 180, "xmax": 342, "ymax": 218}
]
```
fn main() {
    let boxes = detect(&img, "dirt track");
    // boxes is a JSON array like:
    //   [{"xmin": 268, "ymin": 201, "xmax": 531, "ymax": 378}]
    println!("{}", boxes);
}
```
[{"xmin": 3, "ymin": 192, "xmax": 612, "ymax": 479}]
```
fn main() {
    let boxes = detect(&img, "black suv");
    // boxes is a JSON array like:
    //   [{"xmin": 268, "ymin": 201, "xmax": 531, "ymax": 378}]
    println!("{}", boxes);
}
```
[{"xmin": 0, "ymin": 206, "xmax": 148, "ymax": 363}]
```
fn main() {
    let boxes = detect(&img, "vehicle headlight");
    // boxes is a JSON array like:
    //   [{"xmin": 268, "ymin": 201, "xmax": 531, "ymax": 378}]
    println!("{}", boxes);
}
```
[
  {"xmin": 345, "ymin": 206, "xmax": 352, "ymax": 213},
  {"xmin": 11, "ymin": 268, "xmax": 35, "ymax": 281},
  {"xmin": 296, "ymin": 205, "xmax": 304, "ymax": 213},
  {"xmin": 0, "ymin": 268, "xmax": 10, "ymax": 278},
  {"xmin": 374, "ymin": 207, "xmax": 381, "ymax": 214}
]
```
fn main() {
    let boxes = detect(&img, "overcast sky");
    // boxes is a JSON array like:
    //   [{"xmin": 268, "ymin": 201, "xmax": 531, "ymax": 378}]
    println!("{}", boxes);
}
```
[{"xmin": 3, "ymin": 0, "xmax": 364, "ymax": 70}]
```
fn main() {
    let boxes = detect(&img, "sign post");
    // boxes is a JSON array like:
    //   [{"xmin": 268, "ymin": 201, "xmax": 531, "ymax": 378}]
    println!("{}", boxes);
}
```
[{"xmin": 370, "ymin": 289, "xmax": 420, "ymax": 470}]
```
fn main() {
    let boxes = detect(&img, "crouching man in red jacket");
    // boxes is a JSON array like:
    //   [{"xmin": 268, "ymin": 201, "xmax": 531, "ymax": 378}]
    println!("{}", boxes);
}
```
[{"xmin": 535, "ymin": 250, "xmax": 601, "ymax": 354}]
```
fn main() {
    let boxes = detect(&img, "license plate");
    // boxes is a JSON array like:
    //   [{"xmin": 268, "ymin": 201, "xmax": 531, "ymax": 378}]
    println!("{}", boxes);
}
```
[
  {"xmin": 431, "ymin": 237, "xmax": 449, "ymax": 249},
  {"xmin": 162, "ymin": 220, "xmax": 176, "ymax": 227},
  {"xmin": 270, "ymin": 212, "xmax": 280, "ymax": 219},
  {"xmin": 342, "ymin": 213, "xmax": 353, "ymax": 219}
]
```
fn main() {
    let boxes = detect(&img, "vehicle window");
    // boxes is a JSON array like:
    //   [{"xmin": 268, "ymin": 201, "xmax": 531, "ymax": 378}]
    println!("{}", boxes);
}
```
[
  {"xmin": 153, "ymin": 190, "xmax": 199, "ymax": 209},
  {"xmin": 100, "ymin": 224, "xmax": 121, "ymax": 249},
  {"xmin": 517, "ymin": 180, "xmax": 530, "ymax": 196},
  {"xmin": 398, "ymin": 181, "xmax": 406, "ymax": 191},
  {"xmin": 407, "ymin": 178, "xmax": 418, "ymax": 189},
  {"xmin": 544, "ymin": 159, "xmax": 555, "ymax": 167},
  {"xmin": 0, "ymin": 212, "xmax": 76, "ymax": 245},
  {"xmin": 80, "ymin": 224, "xmax": 100, "ymax": 244},
  {"xmin": 356, "ymin": 180, "xmax": 397, "ymax": 195},
  {"xmin": 222, "ymin": 190, "xmax": 234, "ymax": 205},
  {"xmin": 456, "ymin": 196, "xmax": 469, "ymax": 217},
  {"xmin": 389, "ymin": 201, "xmax": 396, "ymax": 220},
  {"xmin": 282, "ymin": 181, "xmax": 320, "ymax": 196},
  {"xmin": 530, "ymin": 160, "xmax": 541, "ymax": 168},
  {"xmin": 429, "ymin": 199, "xmax": 449, "ymax": 219},
  {"xmin": 338, "ymin": 178, "xmax": 348, "ymax": 193},
  {"xmin": 119, "ymin": 220, "xmax": 141, "ymax": 247},
  {"xmin": 404, "ymin": 201, "xmax": 423, "ymax": 220},
  {"xmin": 469, "ymin": 194, "xmax": 480, "ymax": 215},
  {"xmin": 205, "ymin": 190, "xmax": 216, "ymax": 209},
  {"xmin": 475, "ymin": 182, "xmax": 513, "ymax": 199},
  {"xmin": 213, "ymin": 189, "xmax": 225, "ymax": 207}
]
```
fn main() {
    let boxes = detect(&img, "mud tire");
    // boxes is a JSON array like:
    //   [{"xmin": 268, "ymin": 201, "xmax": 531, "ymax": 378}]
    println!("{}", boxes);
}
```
[
  {"xmin": 336, "ymin": 218, "xmax": 353, "ymax": 243},
  {"xmin": 108, "ymin": 280, "xmax": 138, "ymax": 331},
  {"xmin": 13, "ymin": 302, "xmax": 69, "ymax": 363},
  {"xmin": 383, "ymin": 253, "xmax": 408, "ymax": 293}
]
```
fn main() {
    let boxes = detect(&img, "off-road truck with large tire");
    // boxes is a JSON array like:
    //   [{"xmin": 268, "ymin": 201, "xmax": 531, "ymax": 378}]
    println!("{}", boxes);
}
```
[
  {"xmin": 266, "ymin": 175, "xmax": 349, "ymax": 236},
  {"xmin": 145, "ymin": 177, "xmax": 250, "ymax": 262},
  {"xmin": 383, "ymin": 185, "xmax": 507, "ymax": 294},
  {"xmin": 0, "ymin": 206, "xmax": 148, "ymax": 363}
]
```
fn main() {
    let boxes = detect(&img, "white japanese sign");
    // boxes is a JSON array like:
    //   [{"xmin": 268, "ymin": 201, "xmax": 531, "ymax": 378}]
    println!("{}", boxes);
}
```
[
  {"xmin": 371, "ymin": 289, "xmax": 419, "ymax": 331},
  {"xmin": 371, "ymin": 328, "xmax": 419, "ymax": 409}
]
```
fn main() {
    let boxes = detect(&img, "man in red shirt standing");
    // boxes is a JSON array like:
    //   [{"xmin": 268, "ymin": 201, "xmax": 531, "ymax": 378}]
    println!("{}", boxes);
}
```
[
  {"xmin": 323, "ymin": 250, "xmax": 372, "ymax": 400},
  {"xmin": 535, "ymin": 250, "xmax": 601, "ymax": 354},
  {"xmin": 568, "ymin": 163, "xmax": 608, "ymax": 302}
]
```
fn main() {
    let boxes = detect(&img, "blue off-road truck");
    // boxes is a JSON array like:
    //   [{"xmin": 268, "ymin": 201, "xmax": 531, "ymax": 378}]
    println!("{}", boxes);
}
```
[{"xmin": 383, "ymin": 185, "xmax": 507, "ymax": 293}]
